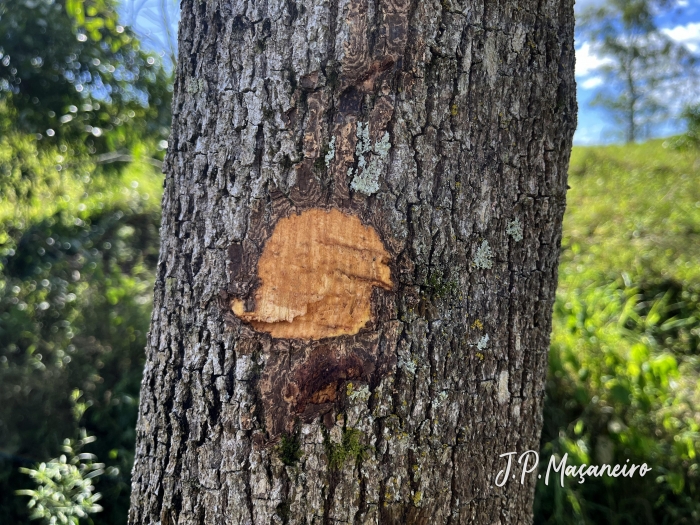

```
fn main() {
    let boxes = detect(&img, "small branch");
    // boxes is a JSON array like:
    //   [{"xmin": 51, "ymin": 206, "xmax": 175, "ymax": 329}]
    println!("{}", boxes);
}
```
[{"xmin": 94, "ymin": 151, "xmax": 163, "ymax": 169}]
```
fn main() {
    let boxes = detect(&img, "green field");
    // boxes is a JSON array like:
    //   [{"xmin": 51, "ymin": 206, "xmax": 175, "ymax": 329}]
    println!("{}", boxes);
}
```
[
  {"xmin": 536, "ymin": 140, "xmax": 700, "ymax": 524},
  {"xmin": 1, "ymin": 136, "xmax": 699, "ymax": 523}
]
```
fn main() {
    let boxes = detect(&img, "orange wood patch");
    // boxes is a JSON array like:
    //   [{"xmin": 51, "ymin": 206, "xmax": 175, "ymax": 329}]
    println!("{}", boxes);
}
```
[{"xmin": 231, "ymin": 208, "xmax": 392, "ymax": 339}]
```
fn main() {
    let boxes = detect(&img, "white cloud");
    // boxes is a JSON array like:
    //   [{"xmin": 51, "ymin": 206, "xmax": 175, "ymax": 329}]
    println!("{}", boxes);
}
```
[
  {"xmin": 573, "ymin": 125, "xmax": 604, "ymax": 145},
  {"xmin": 575, "ymin": 42, "xmax": 614, "ymax": 77},
  {"xmin": 581, "ymin": 76, "xmax": 604, "ymax": 89},
  {"xmin": 662, "ymin": 22, "xmax": 700, "ymax": 53}
]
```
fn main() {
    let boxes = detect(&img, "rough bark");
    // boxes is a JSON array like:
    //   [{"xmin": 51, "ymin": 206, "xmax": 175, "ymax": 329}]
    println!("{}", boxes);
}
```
[{"xmin": 128, "ymin": 0, "xmax": 577, "ymax": 523}]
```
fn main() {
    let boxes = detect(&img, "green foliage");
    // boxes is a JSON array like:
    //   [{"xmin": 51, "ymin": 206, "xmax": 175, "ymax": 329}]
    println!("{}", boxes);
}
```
[
  {"xmin": 672, "ymin": 104, "xmax": 700, "ymax": 150},
  {"xmin": 0, "ymin": 2, "xmax": 168, "ymax": 521},
  {"xmin": 563, "ymin": 141, "xmax": 700, "ymax": 284},
  {"xmin": 16, "ymin": 429, "xmax": 104, "ymax": 525},
  {"xmin": 579, "ymin": 1, "xmax": 699, "ymax": 142},
  {"xmin": 535, "ymin": 140, "xmax": 700, "ymax": 524},
  {"xmin": 0, "ymin": 129, "xmax": 64, "ymax": 203},
  {"xmin": 0, "ymin": 0, "xmax": 172, "ymax": 151},
  {"xmin": 278, "ymin": 432, "xmax": 303, "ymax": 466},
  {"xmin": 0, "ymin": 130, "xmax": 163, "ymax": 524}
]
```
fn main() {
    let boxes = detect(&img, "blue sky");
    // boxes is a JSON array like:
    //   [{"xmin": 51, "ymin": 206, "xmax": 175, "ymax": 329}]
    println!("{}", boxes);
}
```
[{"xmin": 574, "ymin": 0, "xmax": 700, "ymax": 144}]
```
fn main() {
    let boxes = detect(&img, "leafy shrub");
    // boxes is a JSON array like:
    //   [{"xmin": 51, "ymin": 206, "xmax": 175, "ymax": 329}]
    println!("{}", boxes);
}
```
[
  {"xmin": 536, "ymin": 279, "xmax": 700, "ymax": 524},
  {"xmin": 17, "ymin": 430, "xmax": 104, "ymax": 525},
  {"xmin": 0, "ymin": 131, "xmax": 162, "ymax": 524}
]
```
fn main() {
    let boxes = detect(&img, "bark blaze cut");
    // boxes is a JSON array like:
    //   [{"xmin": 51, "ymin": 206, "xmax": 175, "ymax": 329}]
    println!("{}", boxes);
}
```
[
  {"xmin": 129, "ymin": 0, "xmax": 577, "ymax": 522},
  {"xmin": 230, "ymin": 208, "xmax": 393, "ymax": 340},
  {"xmin": 231, "ymin": 208, "xmax": 397, "ymax": 436}
]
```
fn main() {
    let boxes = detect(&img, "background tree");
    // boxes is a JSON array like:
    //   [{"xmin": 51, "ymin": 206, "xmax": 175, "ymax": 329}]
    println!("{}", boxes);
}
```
[
  {"xmin": 579, "ymin": 0, "xmax": 698, "ymax": 142},
  {"xmin": 0, "ymin": 0, "xmax": 172, "ymax": 152},
  {"xmin": 673, "ymin": 103, "xmax": 700, "ymax": 149},
  {"xmin": 128, "ymin": 0, "xmax": 577, "ymax": 523}
]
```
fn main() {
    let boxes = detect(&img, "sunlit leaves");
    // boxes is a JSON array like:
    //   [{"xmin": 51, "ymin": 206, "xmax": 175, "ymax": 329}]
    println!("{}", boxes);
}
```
[
  {"xmin": 0, "ymin": 0, "xmax": 171, "ymax": 152},
  {"xmin": 0, "ymin": 131, "xmax": 162, "ymax": 524},
  {"xmin": 16, "ymin": 430, "xmax": 104, "ymax": 524}
]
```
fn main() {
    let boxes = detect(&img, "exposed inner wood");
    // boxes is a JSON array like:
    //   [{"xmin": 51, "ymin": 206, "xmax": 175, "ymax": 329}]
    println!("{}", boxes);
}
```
[{"xmin": 231, "ymin": 208, "xmax": 392, "ymax": 339}]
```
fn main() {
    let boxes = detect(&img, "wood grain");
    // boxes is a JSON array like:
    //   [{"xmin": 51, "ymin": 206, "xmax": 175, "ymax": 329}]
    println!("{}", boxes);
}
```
[{"xmin": 231, "ymin": 208, "xmax": 392, "ymax": 339}]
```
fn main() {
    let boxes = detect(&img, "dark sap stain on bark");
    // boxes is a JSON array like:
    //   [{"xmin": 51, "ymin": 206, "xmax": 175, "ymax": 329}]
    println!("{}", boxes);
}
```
[{"xmin": 227, "ymin": 319, "xmax": 401, "ymax": 438}]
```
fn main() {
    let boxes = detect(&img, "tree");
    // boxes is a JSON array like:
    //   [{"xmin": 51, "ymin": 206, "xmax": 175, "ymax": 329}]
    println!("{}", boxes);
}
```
[
  {"xmin": 0, "ymin": 0, "xmax": 171, "ymax": 151},
  {"xmin": 128, "ymin": 0, "xmax": 577, "ymax": 523},
  {"xmin": 580, "ymin": 0, "xmax": 698, "ymax": 143},
  {"xmin": 673, "ymin": 103, "xmax": 700, "ymax": 149}
]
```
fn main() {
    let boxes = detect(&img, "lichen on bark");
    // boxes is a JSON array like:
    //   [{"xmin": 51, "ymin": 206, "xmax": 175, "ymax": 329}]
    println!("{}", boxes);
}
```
[{"xmin": 349, "ymin": 122, "xmax": 392, "ymax": 195}]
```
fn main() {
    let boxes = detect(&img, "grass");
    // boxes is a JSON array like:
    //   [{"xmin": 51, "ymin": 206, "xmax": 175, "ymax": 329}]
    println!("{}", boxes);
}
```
[
  {"xmin": 564, "ymin": 139, "xmax": 700, "ymax": 285},
  {"xmin": 535, "ymin": 140, "xmax": 700, "ymax": 524}
]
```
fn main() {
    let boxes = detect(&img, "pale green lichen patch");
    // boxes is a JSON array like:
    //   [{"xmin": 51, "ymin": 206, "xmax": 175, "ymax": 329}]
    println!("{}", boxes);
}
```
[
  {"xmin": 356, "ymin": 122, "xmax": 370, "ymax": 159},
  {"xmin": 477, "ymin": 333, "xmax": 489, "ymax": 351},
  {"xmin": 434, "ymin": 390, "xmax": 448, "ymax": 407},
  {"xmin": 473, "ymin": 240, "xmax": 493, "ymax": 269},
  {"xmin": 506, "ymin": 218, "xmax": 523, "ymax": 241},
  {"xmin": 324, "ymin": 136, "xmax": 336, "ymax": 167},
  {"xmin": 349, "ymin": 122, "xmax": 391, "ymax": 196},
  {"xmin": 186, "ymin": 77, "xmax": 207, "ymax": 94},
  {"xmin": 398, "ymin": 356, "xmax": 417, "ymax": 374},
  {"xmin": 347, "ymin": 383, "xmax": 371, "ymax": 403},
  {"xmin": 374, "ymin": 130, "xmax": 391, "ymax": 156}
]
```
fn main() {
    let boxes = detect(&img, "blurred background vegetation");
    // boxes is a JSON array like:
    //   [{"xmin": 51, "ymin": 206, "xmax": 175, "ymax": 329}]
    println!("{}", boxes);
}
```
[{"xmin": 0, "ymin": 0, "xmax": 698, "ymax": 524}]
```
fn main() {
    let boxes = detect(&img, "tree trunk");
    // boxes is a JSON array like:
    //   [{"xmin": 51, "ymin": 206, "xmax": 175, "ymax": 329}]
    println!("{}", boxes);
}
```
[{"xmin": 128, "ymin": 0, "xmax": 576, "ymax": 523}]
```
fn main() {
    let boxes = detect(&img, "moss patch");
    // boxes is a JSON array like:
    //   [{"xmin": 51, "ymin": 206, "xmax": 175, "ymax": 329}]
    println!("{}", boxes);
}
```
[
  {"xmin": 277, "ymin": 431, "xmax": 303, "ymax": 466},
  {"xmin": 327, "ymin": 428, "xmax": 368, "ymax": 470},
  {"xmin": 423, "ymin": 270, "xmax": 459, "ymax": 299}
]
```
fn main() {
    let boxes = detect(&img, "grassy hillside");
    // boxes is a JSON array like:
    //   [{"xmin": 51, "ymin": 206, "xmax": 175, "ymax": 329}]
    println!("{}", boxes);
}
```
[
  {"xmin": 564, "ymin": 141, "xmax": 700, "ymax": 285},
  {"xmin": 536, "ymin": 140, "xmax": 700, "ymax": 524}
]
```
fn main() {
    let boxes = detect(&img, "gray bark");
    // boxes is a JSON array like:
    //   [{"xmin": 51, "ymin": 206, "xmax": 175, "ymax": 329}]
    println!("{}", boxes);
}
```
[{"xmin": 128, "ymin": 0, "xmax": 577, "ymax": 523}]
